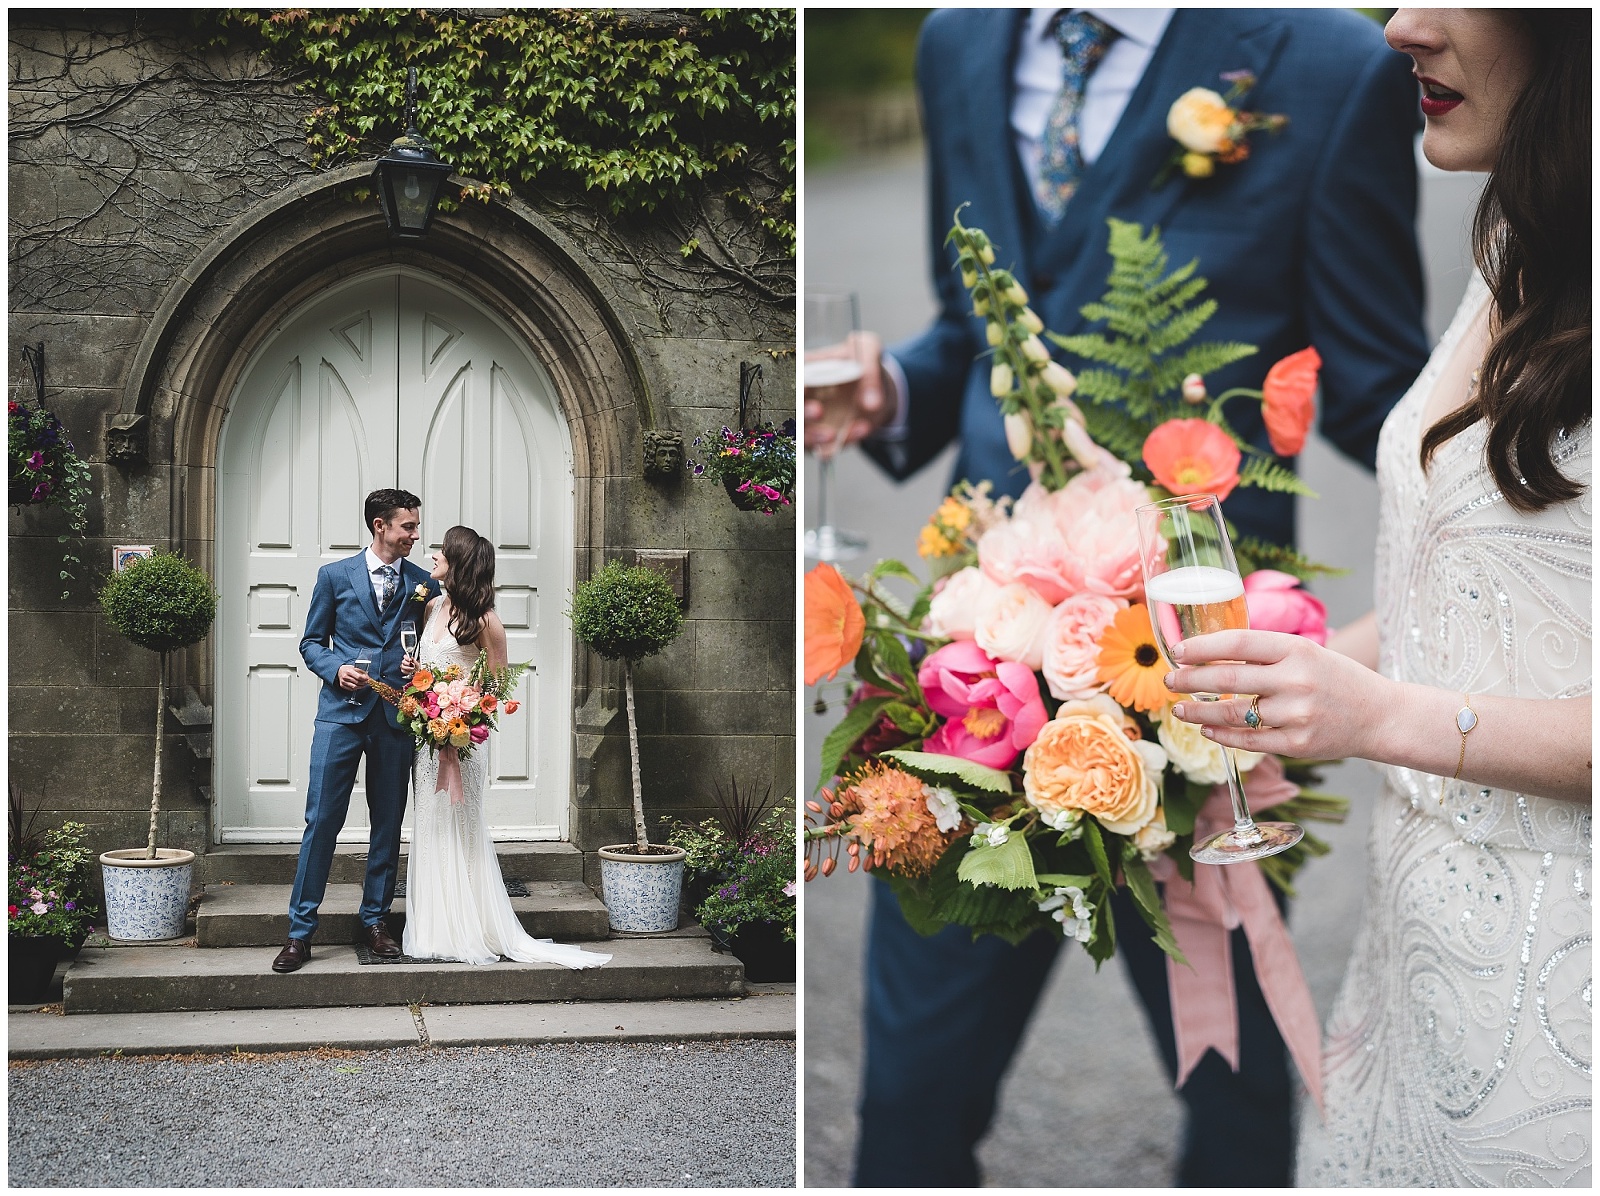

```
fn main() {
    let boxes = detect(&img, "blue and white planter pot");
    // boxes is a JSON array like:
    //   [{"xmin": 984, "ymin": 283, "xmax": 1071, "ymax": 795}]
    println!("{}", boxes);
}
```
[
  {"xmin": 100, "ymin": 849, "xmax": 195, "ymax": 942},
  {"xmin": 598, "ymin": 845, "xmax": 686, "ymax": 933}
]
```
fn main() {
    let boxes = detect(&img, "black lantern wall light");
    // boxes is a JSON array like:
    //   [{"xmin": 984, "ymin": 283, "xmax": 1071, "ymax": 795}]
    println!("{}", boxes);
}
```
[{"xmin": 373, "ymin": 67, "xmax": 453, "ymax": 238}]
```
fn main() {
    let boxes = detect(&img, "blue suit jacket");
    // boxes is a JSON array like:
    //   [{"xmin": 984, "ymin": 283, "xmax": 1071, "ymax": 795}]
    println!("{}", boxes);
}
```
[
  {"xmin": 300, "ymin": 552, "xmax": 441, "ymax": 727},
  {"xmin": 870, "ymin": 7, "xmax": 1430, "ymax": 548}
]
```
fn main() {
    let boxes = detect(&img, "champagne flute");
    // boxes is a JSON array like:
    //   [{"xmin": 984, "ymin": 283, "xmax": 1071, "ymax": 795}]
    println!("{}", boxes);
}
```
[
  {"xmin": 400, "ymin": 620, "xmax": 418, "ymax": 672},
  {"xmin": 804, "ymin": 291, "xmax": 868, "ymax": 562},
  {"xmin": 1135, "ymin": 493, "xmax": 1303, "ymax": 864},
  {"xmin": 347, "ymin": 655, "xmax": 373, "ymax": 705}
]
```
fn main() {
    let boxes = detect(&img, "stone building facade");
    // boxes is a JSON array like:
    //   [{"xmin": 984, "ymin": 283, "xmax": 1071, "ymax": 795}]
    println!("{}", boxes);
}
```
[{"xmin": 8, "ymin": 12, "xmax": 796, "ymax": 890}]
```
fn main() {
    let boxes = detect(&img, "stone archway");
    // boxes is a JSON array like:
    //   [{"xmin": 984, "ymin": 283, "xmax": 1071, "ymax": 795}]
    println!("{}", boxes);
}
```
[{"xmin": 116, "ymin": 164, "xmax": 657, "ymax": 847}]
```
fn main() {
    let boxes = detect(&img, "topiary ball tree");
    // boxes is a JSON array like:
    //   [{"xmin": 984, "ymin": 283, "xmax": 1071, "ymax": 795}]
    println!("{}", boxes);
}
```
[
  {"xmin": 569, "ymin": 561, "xmax": 685, "ymax": 852},
  {"xmin": 99, "ymin": 552, "xmax": 217, "ymax": 858}
]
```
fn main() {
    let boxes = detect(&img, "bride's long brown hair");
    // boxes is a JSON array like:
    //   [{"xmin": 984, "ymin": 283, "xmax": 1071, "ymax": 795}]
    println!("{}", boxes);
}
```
[
  {"xmin": 441, "ymin": 525, "xmax": 495, "ymax": 647},
  {"xmin": 1420, "ymin": 9, "xmax": 1590, "ymax": 513}
]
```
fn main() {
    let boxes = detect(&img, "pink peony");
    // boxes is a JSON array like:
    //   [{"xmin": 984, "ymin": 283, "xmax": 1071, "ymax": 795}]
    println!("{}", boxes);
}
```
[
  {"xmin": 974, "ymin": 582, "xmax": 1055, "ymax": 671},
  {"xmin": 1041, "ymin": 592, "xmax": 1127, "ymax": 701},
  {"xmin": 917, "ymin": 640, "xmax": 1048, "ymax": 770},
  {"xmin": 469, "ymin": 723, "xmax": 490, "ymax": 744},
  {"xmin": 1048, "ymin": 468, "xmax": 1150, "ymax": 599},
  {"xmin": 925, "ymin": 566, "xmax": 1001, "ymax": 642},
  {"xmin": 977, "ymin": 514, "xmax": 1080, "ymax": 605},
  {"xmin": 1242, "ymin": 570, "xmax": 1328, "ymax": 643}
]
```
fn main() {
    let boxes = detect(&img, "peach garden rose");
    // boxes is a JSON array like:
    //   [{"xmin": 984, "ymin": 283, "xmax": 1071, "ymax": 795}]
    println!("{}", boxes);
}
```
[
  {"xmin": 974, "ymin": 581, "xmax": 1055, "ymax": 672},
  {"xmin": 925, "ymin": 566, "xmax": 1000, "ymax": 642},
  {"xmin": 1023, "ymin": 694, "xmax": 1167, "ymax": 836}
]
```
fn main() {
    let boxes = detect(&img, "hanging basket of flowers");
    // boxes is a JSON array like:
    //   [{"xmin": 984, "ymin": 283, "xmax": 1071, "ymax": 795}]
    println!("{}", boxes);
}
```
[
  {"xmin": 9, "ymin": 346, "xmax": 92, "ymax": 599},
  {"xmin": 689, "ymin": 419, "xmax": 797, "ymax": 515}
]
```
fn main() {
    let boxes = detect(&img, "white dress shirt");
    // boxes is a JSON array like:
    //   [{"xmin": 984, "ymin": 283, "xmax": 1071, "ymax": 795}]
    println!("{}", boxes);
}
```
[
  {"xmin": 877, "ymin": 8, "xmax": 1174, "ymax": 438},
  {"xmin": 1011, "ymin": 9, "xmax": 1174, "ymax": 188},
  {"xmin": 363, "ymin": 546, "xmax": 401, "ymax": 607}
]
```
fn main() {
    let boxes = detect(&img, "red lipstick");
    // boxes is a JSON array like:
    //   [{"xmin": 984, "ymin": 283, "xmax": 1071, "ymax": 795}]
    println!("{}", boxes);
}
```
[{"xmin": 1416, "ymin": 75, "xmax": 1464, "ymax": 117}]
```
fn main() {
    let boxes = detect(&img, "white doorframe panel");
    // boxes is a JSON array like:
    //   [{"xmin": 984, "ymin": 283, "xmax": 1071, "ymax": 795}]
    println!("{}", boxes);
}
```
[{"xmin": 215, "ymin": 268, "xmax": 575, "ymax": 843}]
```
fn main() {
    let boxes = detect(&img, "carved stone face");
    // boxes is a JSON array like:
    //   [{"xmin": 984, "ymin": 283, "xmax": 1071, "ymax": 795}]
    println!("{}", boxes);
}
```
[{"xmin": 643, "ymin": 430, "xmax": 684, "ymax": 479}]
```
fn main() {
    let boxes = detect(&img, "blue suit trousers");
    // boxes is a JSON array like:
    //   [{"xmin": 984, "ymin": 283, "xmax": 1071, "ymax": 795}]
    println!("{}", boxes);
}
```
[
  {"xmin": 287, "ymin": 705, "xmax": 415, "ymax": 941},
  {"xmin": 853, "ymin": 881, "xmax": 1292, "ymax": 1187}
]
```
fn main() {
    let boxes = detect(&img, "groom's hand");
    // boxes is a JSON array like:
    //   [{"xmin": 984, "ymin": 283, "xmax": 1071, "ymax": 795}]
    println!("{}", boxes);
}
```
[
  {"xmin": 804, "ymin": 330, "xmax": 891, "ymax": 455},
  {"xmin": 337, "ymin": 664, "xmax": 368, "ymax": 692}
]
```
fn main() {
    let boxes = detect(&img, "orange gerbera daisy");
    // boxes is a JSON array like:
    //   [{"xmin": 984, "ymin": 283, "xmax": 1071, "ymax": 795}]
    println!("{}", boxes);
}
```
[
  {"xmin": 1095, "ymin": 604, "xmax": 1181, "ymax": 713},
  {"xmin": 1142, "ymin": 418, "xmax": 1242, "ymax": 502},
  {"xmin": 804, "ymin": 563, "xmax": 866, "ymax": 686},
  {"xmin": 1262, "ymin": 346, "xmax": 1321, "ymax": 457}
]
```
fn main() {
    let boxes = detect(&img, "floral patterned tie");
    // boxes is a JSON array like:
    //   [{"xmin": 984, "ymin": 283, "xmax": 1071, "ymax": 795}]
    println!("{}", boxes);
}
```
[
  {"xmin": 1035, "ymin": 11, "xmax": 1120, "ymax": 221},
  {"xmin": 377, "ymin": 564, "xmax": 397, "ymax": 613}
]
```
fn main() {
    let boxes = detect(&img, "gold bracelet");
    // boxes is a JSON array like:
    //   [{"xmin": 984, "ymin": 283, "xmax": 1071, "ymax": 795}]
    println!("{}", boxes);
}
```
[{"xmin": 1439, "ymin": 694, "xmax": 1478, "ymax": 804}]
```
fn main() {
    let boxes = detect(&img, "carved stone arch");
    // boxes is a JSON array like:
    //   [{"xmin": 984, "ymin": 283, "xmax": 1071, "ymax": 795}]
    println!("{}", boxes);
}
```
[
  {"xmin": 127, "ymin": 163, "xmax": 659, "ymax": 715},
  {"xmin": 136, "ymin": 163, "xmax": 656, "ymax": 780}
]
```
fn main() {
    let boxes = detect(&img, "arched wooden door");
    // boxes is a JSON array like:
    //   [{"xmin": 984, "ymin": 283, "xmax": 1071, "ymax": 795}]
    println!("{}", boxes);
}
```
[{"xmin": 215, "ymin": 269, "xmax": 574, "ymax": 843}]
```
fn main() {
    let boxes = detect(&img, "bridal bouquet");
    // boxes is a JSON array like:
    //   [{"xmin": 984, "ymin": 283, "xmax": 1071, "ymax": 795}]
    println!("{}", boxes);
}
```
[
  {"xmin": 367, "ymin": 651, "xmax": 527, "ymax": 761},
  {"xmin": 803, "ymin": 212, "xmax": 1346, "ymax": 964}
]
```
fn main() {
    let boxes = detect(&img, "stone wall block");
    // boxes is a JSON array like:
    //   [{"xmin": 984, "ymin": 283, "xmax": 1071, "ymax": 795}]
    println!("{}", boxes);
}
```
[
  {"xmin": 687, "ymin": 547, "xmax": 795, "ymax": 622},
  {"xmin": 6, "ymin": 610, "xmax": 96, "ymax": 686},
  {"xmin": 637, "ymin": 732, "xmax": 778, "ymax": 805},
  {"xmin": 92, "ymin": 622, "xmax": 160, "ymax": 686},
  {"xmin": 6, "ymin": 164, "xmax": 144, "ymax": 241},
  {"xmin": 8, "ymin": 312, "xmax": 147, "ymax": 393},
  {"xmin": 693, "ymin": 618, "xmax": 778, "ymax": 693},
  {"xmin": 9, "ymin": 731, "xmax": 192, "ymax": 810},
  {"xmin": 7, "ymin": 684, "xmax": 120, "ymax": 736},
  {"xmin": 659, "ymin": 689, "xmax": 791, "ymax": 738}
]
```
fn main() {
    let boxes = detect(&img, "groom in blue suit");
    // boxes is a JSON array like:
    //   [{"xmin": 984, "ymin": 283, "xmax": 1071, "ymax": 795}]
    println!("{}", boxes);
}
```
[
  {"xmin": 813, "ymin": 9, "xmax": 1431, "ymax": 1187},
  {"xmin": 272, "ymin": 488, "xmax": 441, "ymax": 973}
]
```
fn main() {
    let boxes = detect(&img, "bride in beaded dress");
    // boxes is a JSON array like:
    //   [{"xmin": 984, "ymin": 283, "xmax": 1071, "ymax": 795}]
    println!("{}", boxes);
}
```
[
  {"xmin": 1166, "ymin": 10, "xmax": 1590, "ymax": 1186},
  {"xmin": 403, "ymin": 525, "xmax": 610, "ymax": 970}
]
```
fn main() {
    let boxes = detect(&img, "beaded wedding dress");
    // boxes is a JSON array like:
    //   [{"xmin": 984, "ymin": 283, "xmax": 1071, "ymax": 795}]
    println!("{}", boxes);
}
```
[
  {"xmin": 1297, "ymin": 276, "xmax": 1591, "ymax": 1185},
  {"xmin": 405, "ymin": 600, "xmax": 610, "ymax": 969}
]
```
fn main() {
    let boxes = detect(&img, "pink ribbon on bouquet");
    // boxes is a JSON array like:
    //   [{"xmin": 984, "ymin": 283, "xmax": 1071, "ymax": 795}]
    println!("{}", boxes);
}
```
[
  {"xmin": 1147, "ymin": 754, "xmax": 1324, "ymax": 1115},
  {"xmin": 437, "ymin": 745, "xmax": 465, "ymax": 806}
]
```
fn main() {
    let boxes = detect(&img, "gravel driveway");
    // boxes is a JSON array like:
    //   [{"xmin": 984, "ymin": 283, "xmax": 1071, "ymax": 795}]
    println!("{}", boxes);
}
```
[{"xmin": 8, "ymin": 1040, "xmax": 795, "ymax": 1188}]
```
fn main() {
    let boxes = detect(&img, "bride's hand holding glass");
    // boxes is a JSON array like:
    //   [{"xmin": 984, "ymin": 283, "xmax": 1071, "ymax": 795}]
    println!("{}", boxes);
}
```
[
  {"xmin": 803, "ymin": 330, "xmax": 888, "ymax": 456},
  {"xmin": 1165, "ymin": 629, "xmax": 1392, "ymax": 762}
]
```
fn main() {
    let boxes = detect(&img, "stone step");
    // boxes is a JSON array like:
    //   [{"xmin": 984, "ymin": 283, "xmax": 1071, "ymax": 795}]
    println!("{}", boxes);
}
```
[
  {"xmin": 63, "ymin": 937, "xmax": 743, "ymax": 1014},
  {"xmin": 196, "ymin": 882, "xmax": 611, "ymax": 947},
  {"xmin": 200, "ymin": 842, "xmax": 583, "ymax": 886}
]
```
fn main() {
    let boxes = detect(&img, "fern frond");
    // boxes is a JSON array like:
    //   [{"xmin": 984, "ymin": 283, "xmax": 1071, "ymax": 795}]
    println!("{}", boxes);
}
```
[
  {"xmin": 1238, "ymin": 455, "xmax": 1318, "ymax": 496},
  {"xmin": 1081, "ymin": 405, "xmax": 1150, "ymax": 460},
  {"xmin": 1234, "ymin": 536, "xmax": 1348, "ymax": 580}
]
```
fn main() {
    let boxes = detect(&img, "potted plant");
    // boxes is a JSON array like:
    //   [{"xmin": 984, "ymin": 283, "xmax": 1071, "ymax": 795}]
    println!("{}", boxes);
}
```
[
  {"xmin": 693, "ymin": 807, "xmax": 796, "ymax": 982},
  {"xmin": 570, "ymin": 560, "xmax": 687, "ymax": 931},
  {"xmin": 688, "ymin": 418, "xmax": 796, "ymax": 514},
  {"xmin": 669, "ymin": 775, "xmax": 777, "ymax": 913},
  {"xmin": 96, "ymin": 550, "xmax": 217, "ymax": 940},
  {"xmin": 8, "ymin": 787, "xmax": 98, "ymax": 1004}
]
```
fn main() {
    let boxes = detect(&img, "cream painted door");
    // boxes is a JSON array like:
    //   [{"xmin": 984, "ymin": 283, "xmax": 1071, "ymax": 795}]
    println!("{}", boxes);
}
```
[{"xmin": 215, "ymin": 270, "xmax": 574, "ymax": 843}]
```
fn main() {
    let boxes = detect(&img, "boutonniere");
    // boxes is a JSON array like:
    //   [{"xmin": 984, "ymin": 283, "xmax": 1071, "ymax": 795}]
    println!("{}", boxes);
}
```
[
  {"xmin": 410, "ymin": 583, "xmax": 430, "ymax": 607},
  {"xmin": 1154, "ymin": 71, "xmax": 1287, "ymax": 188}
]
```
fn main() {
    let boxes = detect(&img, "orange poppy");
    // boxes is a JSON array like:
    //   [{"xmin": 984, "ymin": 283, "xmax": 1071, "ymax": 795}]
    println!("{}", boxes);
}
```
[
  {"xmin": 1142, "ymin": 418, "xmax": 1242, "ymax": 502},
  {"xmin": 1095, "ymin": 604, "xmax": 1181, "ymax": 713},
  {"xmin": 411, "ymin": 669, "xmax": 435, "ymax": 690},
  {"xmin": 504, "ymin": 700, "xmax": 520, "ymax": 715},
  {"xmin": 1262, "ymin": 346, "xmax": 1321, "ymax": 457},
  {"xmin": 479, "ymin": 694, "xmax": 498, "ymax": 712},
  {"xmin": 805, "ymin": 563, "xmax": 866, "ymax": 687}
]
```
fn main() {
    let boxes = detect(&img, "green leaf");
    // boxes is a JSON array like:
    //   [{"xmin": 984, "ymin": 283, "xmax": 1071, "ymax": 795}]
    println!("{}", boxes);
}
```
[
  {"xmin": 956, "ymin": 829, "xmax": 1038, "ymax": 891},
  {"xmin": 1082, "ymin": 818, "xmax": 1114, "ymax": 888},
  {"xmin": 1085, "ymin": 891, "xmax": 1116, "ymax": 967},
  {"xmin": 878, "ymin": 749, "xmax": 1013, "ymax": 794},
  {"xmin": 1121, "ymin": 853, "xmax": 1188, "ymax": 965},
  {"xmin": 1034, "ymin": 872, "xmax": 1096, "ymax": 891},
  {"xmin": 814, "ymin": 696, "xmax": 890, "ymax": 792},
  {"xmin": 1238, "ymin": 455, "xmax": 1318, "ymax": 497}
]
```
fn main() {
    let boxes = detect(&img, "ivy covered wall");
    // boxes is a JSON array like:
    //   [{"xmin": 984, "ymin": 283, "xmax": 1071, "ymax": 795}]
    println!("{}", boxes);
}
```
[{"xmin": 8, "ymin": 8, "xmax": 796, "ymax": 878}]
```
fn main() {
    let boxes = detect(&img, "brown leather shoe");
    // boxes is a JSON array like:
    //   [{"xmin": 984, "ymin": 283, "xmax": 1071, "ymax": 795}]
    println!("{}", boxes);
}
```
[
  {"xmin": 362, "ymin": 919, "xmax": 402, "ymax": 958},
  {"xmin": 271, "ymin": 938, "xmax": 311, "ymax": 973}
]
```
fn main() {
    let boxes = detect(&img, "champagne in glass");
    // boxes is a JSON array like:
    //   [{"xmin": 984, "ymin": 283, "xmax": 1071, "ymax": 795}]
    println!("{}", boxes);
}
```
[
  {"xmin": 347, "ymin": 655, "xmax": 373, "ymax": 705},
  {"xmin": 804, "ymin": 291, "xmax": 868, "ymax": 562},
  {"xmin": 400, "ymin": 620, "xmax": 418, "ymax": 668},
  {"xmin": 1135, "ymin": 493, "xmax": 1303, "ymax": 865}
]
